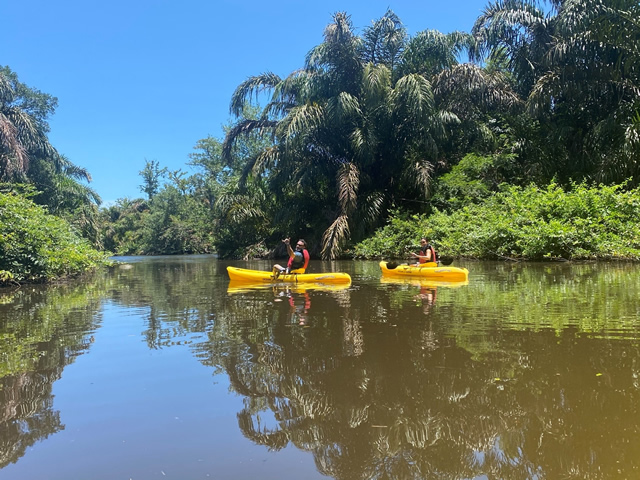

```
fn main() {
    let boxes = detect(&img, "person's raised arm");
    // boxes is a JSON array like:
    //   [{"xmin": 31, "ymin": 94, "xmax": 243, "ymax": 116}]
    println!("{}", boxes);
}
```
[{"xmin": 283, "ymin": 237, "xmax": 294, "ymax": 257}]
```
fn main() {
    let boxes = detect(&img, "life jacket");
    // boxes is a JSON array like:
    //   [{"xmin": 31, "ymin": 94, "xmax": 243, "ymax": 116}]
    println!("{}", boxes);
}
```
[
  {"xmin": 287, "ymin": 249, "xmax": 310, "ymax": 272},
  {"xmin": 419, "ymin": 244, "xmax": 437, "ymax": 264}
]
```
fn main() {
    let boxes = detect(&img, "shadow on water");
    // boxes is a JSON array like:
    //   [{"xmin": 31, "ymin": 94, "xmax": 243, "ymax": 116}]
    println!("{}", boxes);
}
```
[{"xmin": 2, "ymin": 257, "xmax": 640, "ymax": 478}]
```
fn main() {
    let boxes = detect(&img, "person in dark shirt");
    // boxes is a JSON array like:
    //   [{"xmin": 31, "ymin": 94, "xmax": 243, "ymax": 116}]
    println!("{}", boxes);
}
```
[
  {"xmin": 272, "ymin": 238, "xmax": 310, "ymax": 279},
  {"xmin": 411, "ymin": 237, "xmax": 437, "ymax": 265}
]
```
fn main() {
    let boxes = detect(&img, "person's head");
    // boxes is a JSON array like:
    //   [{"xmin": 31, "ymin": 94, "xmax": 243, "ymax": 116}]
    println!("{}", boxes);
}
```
[
  {"xmin": 296, "ymin": 239, "xmax": 307, "ymax": 251},
  {"xmin": 420, "ymin": 237, "xmax": 429, "ymax": 246}
]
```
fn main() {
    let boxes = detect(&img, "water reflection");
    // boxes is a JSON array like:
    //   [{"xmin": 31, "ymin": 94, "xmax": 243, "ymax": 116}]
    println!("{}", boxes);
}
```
[
  {"xmin": 199, "ymin": 261, "xmax": 640, "ymax": 479},
  {"xmin": 0, "ymin": 283, "xmax": 101, "ymax": 469},
  {"xmin": 227, "ymin": 282, "xmax": 352, "ymax": 326},
  {"xmin": 379, "ymin": 277, "xmax": 468, "ymax": 315},
  {"xmin": 1, "ymin": 259, "xmax": 640, "ymax": 479}
]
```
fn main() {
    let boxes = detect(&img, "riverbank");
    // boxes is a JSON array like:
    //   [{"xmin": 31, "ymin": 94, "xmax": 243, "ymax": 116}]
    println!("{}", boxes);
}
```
[
  {"xmin": 0, "ymin": 191, "xmax": 112, "ymax": 287},
  {"xmin": 353, "ymin": 182, "xmax": 640, "ymax": 262}
]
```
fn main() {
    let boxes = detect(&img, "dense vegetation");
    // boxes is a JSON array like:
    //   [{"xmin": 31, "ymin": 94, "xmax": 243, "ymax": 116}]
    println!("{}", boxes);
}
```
[
  {"xmin": 354, "ymin": 182, "xmax": 640, "ymax": 261},
  {"xmin": 0, "ymin": 189, "xmax": 110, "ymax": 284},
  {"xmin": 0, "ymin": 67, "xmax": 108, "ymax": 285},
  {"xmin": 2, "ymin": 0, "xmax": 640, "ymax": 277}
]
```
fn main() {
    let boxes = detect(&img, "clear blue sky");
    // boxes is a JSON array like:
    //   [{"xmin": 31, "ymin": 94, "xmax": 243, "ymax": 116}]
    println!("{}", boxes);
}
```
[{"xmin": 4, "ymin": 0, "xmax": 487, "ymax": 205}]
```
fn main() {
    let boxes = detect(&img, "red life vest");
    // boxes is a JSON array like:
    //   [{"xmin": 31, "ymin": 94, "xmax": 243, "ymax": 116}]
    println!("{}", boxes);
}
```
[
  {"xmin": 287, "ymin": 249, "xmax": 310, "ymax": 272},
  {"xmin": 419, "ymin": 244, "xmax": 437, "ymax": 264}
]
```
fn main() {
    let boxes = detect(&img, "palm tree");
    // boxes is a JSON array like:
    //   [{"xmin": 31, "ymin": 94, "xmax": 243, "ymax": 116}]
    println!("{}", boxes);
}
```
[
  {"xmin": 471, "ymin": 0, "xmax": 557, "ymax": 98},
  {"xmin": 0, "ymin": 67, "xmax": 57, "ymax": 180},
  {"xmin": 398, "ymin": 29, "xmax": 472, "ymax": 80},
  {"xmin": 30, "ymin": 154, "xmax": 101, "ymax": 212},
  {"xmin": 224, "ymin": 11, "xmax": 460, "ymax": 258},
  {"xmin": 361, "ymin": 8, "xmax": 407, "ymax": 71},
  {"xmin": 1, "ymin": 67, "xmax": 102, "ymax": 218},
  {"xmin": 472, "ymin": 0, "xmax": 640, "ymax": 185}
]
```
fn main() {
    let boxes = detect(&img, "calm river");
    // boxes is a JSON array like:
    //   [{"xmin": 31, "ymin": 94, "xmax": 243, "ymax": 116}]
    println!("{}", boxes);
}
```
[{"xmin": 1, "ymin": 256, "xmax": 640, "ymax": 479}]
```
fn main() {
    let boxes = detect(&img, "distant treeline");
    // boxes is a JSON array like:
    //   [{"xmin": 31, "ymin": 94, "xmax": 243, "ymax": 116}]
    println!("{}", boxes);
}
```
[{"xmin": 2, "ymin": 1, "xmax": 640, "ymax": 283}]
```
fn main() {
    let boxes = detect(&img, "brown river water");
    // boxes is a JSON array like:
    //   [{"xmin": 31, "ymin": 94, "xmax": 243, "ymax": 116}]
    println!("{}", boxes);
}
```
[{"xmin": 1, "ymin": 256, "xmax": 640, "ymax": 479}]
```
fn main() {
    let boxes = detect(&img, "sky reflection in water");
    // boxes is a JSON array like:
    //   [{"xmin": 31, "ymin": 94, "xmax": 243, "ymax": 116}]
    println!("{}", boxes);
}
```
[{"xmin": 1, "ymin": 258, "xmax": 640, "ymax": 479}]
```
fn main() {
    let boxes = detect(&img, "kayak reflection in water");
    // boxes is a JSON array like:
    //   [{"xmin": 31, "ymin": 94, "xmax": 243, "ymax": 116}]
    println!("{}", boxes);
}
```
[
  {"xmin": 414, "ymin": 285, "xmax": 437, "ymax": 314},
  {"xmin": 275, "ymin": 286, "xmax": 311, "ymax": 325}
]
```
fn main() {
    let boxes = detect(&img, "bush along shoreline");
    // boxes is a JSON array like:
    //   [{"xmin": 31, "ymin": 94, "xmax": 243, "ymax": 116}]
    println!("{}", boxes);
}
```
[
  {"xmin": 353, "ymin": 182, "xmax": 640, "ymax": 262},
  {"xmin": 0, "ymin": 191, "xmax": 112, "ymax": 287}
]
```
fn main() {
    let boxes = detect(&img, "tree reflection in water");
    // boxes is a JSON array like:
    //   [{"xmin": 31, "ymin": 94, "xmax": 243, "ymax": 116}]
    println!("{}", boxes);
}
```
[
  {"xmin": 2, "ymin": 260, "xmax": 640, "ymax": 479},
  {"xmin": 200, "ymin": 267, "xmax": 640, "ymax": 480},
  {"xmin": 0, "ymin": 283, "xmax": 101, "ymax": 469}
]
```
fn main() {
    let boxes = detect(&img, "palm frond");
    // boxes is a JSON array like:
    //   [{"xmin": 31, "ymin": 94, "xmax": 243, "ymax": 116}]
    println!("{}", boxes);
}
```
[
  {"xmin": 337, "ymin": 162, "xmax": 359, "ymax": 213},
  {"xmin": 326, "ymin": 92, "xmax": 361, "ymax": 122},
  {"xmin": 362, "ymin": 63, "xmax": 392, "ymax": 99},
  {"xmin": 230, "ymin": 73, "xmax": 282, "ymax": 117},
  {"xmin": 305, "ymin": 44, "xmax": 331, "ymax": 71},
  {"xmin": 406, "ymin": 157, "xmax": 434, "ymax": 196},
  {"xmin": 433, "ymin": 63, "xmax": 521, "ymax": 112},
  {"xmin": 0, "ymin": 112, "xmax": 28, "ymax": 178},
  {"xmin": 51, "ymin": 153, "xmax": 92, "ymax": 182},
  {"xmin": 391, "ymin": 74, "xmax": 435, "ymax": 121},
  {"xmin": 252, "ymin": 146, "xmax": 280, "ymax": 177},
  {"xmin": 0, "ymin": 73, "xmax": 15, "ymax": 105},
  {"xmin": 400, "ymin": 29, "xmax": 472, "ymax": 77},
  {"xmin": 324, "ymin": 11, "xmax": 356, "ymax": 47},
  {"xmin": 357, "ymin": 191, "xmax": 386, "ymax": 226},
  {"xmin": 282, "ymin": 103, "xmax": 325, "ymax": 141},
  {"xmin": 321, "ymin": 214, "xmax": 350, "ymax": 259},
  {"xmin": 44, "ymin": 173, "xmax": 102, "ymax": 213},
  {"xmin": 361, "ymin": 9, "xmax": 407, "ymax": 68},
  {"xmin": 222, "ymin": 119, "xmax": 277, "ymax": 163},
  {"xmin": 472, "ymin": 0, "xmax": 549, "ymax": 63},
  {"xmin": 350, "ymin": 127, "xmax": 372, "ymax": 160},
  {"xmin": 215, "ymin": 190, "xmax": 267, "ymax": 224}
]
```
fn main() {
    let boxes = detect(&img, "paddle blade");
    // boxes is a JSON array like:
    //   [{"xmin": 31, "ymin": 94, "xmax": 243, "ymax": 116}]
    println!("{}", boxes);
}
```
[{"xmin": 439, "ymin": 256, "xmax": 454, "ymax": 266}]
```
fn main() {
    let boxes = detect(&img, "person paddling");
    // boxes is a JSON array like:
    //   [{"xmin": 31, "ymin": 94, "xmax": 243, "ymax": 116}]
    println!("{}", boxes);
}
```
[
  {"xmin": 272, "ymin": 238, "xmax": 310, "ymax": 279},
  {"xmin": 411, "ymin": 237, "xmax": 437, "ymax": 266}
]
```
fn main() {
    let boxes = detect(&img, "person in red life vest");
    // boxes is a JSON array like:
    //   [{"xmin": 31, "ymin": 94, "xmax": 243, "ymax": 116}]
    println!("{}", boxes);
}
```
[
  {"xmin": 411, "ymin": 237, "xmax": 437, "ymax": 265},
  {"xmin": 272, "ymin": 238, "xmax": 310, "ymax": 279}
]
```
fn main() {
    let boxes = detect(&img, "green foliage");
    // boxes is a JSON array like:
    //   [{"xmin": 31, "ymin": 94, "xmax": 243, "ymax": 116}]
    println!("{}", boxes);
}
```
[
  {"xmin": 138, "ymin": 159, "xmax": 167, "ymax": 200},
  {"xmin": 141, "ymin": 184, "xmax": 213, "ymax": 255},
  {"xmin": 14, "ymin": 1, "xmax": 640, "ymax": 261},
  {"xmin": 0, "ymin": 66, "xmax": 57, "ymax": 180},
  {"xmin": 99, "ymin": 197, "xmax": 148, "ymax": 254},
  {"xmin": 472, "ymin": 0, "xmax": 640, "ymax": 185},
  {"xmin": 431, "ymin": 152, "xmax": 518, "ymax": 210},
  {"xmin": 190, "ymin": 109, "xmax": 276, "ymax": 258},
  {"xmin": 1, "ymin": 67, "xmax": 101, "ymax": 252},
  {"xmin": 0, "ymin": 65, "xmax": 58, "ymax": 131},
  {"xmin": 351, "ymin": 209, "xmax": 430, "ymax": 258},
  {"xmin": 355, "ymin": 182, "xmax": 640, "ymax": 261},
  {"xmin": 0, "ymin": 191, "xmax": 110, "ymax": 284}
]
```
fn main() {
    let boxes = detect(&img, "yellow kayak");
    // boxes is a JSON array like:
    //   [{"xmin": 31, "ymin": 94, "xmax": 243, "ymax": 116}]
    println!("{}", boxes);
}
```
[
  {"xmin": 227, "ymin": 266, "xmax": 352, "ymax": 284},
  {"xmin": 379, "ymin": 261, "xmax": 469, "ymax": 281}
]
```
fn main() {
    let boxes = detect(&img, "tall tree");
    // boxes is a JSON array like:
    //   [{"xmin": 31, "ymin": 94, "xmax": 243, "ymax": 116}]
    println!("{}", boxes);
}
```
[
  {"xmin": 472, "ymin": 0, "xmax": 640, "ymax": 185},
  {"xmin": 0, "ymin": 66, "xmax": 57, "ymax": 180},
  {"xmin": 139, "ymin": 159, "xmax": 166, "ymax": 200},
  {"xmin": 224, "ymin": 11, "xmax": 476, "ymax": 258},
  {"xmin": 0, "ymin": 65, "xmax": 102, "ymax": 238}
]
